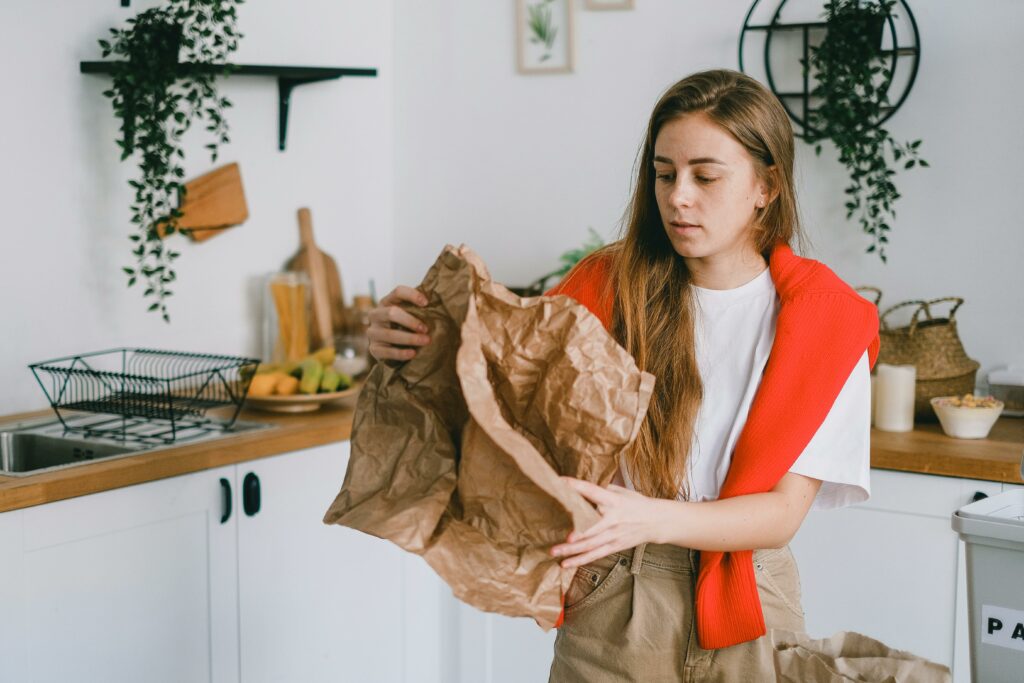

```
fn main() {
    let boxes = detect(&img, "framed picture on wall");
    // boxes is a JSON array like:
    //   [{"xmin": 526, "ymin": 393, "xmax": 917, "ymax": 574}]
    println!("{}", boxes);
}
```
[
  {"xmin": 584, "ymin": 0, "xmax": 635, "ymax": 9},
  {"xmin": 516, "ymin": 0, "xmax": 575, "ymax": 74}
]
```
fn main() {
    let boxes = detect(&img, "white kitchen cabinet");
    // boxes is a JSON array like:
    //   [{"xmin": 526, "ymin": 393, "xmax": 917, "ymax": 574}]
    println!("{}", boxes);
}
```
[
  {"xmin": 236, "ymin": 441, "xmax": 406, "ymax": 683},
  {"xmin": 0, "ymin": 506, "xmax": 26, "ymax": 682},
  {"xmin": 790, "ymin": 469, "xmax": 1002, "ymax": 678},
  {"xmin": 449, "ymin": 599, "xmax": 557, "ymax": 683},
  {"xmin": 0, "ymin": 465, "xmax": 240, "ymax": 683},
  {"xmin": 0, "ymin": 441, "xmax": 421, "ymax": 683}
]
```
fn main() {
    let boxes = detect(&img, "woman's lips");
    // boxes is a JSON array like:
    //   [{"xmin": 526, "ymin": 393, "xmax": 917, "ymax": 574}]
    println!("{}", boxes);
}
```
[{"xmin": 671, "ymin": 222, "xmax": 702, "ymax": 234}]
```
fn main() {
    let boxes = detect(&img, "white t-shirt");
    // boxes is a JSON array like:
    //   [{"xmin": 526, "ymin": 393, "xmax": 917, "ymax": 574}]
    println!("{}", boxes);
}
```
[{"xmin": 617, "ymin": 265, "xmax": 872, "ymax": 510}]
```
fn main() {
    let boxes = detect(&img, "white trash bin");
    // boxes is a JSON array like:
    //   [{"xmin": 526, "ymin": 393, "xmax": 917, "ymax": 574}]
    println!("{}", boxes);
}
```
[{"xmin": 951, "ymin": 489, "xmax": 1024, "ymax": 683}]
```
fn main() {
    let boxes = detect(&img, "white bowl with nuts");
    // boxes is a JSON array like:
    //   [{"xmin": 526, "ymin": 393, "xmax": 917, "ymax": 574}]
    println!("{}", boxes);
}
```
[{"xmin": 930, "ymin": 394, "xmax": 1004, "ymax": 439}]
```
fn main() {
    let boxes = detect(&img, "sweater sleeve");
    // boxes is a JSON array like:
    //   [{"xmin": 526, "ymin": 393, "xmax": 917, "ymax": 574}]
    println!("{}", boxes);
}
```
[{"xmin": 788, "ymin": 350, "xmax": 872, "ymax": 510}]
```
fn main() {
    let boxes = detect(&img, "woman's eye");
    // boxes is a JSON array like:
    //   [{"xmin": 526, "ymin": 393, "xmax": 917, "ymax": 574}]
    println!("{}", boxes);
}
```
[
  {"xmin": 696, "ymin": 176, "xmax": 717, "ymax": 184},
  {"xmin": 655, "ymin": 173, "xmax": 674, "ymax": 182}
]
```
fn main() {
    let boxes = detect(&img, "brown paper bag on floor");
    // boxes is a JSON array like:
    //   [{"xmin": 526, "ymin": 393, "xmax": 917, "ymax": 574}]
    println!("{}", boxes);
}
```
[
  {"xmin": 771, "ymin": 629, "xmax": 952, "ymax": 682},
  {"xmin": 322, "ymin": 245, "xmax": 654, "ymax": 629}
]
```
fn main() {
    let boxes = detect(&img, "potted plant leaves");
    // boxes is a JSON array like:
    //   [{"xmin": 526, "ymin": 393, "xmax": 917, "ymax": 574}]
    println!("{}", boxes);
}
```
[
  {"xmin": 98, "ymin": 0, "xmax": 243, "ymax": 321},
  {"xmin": 510, "ymin": 227, "xmax": 605, "ymax": 297},
  {"xmin": 804, "ymin": 0, "xmax": 928, "ymax": 264}
]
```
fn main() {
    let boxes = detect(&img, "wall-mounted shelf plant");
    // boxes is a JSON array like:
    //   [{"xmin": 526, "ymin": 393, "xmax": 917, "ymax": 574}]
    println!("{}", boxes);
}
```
[
  {"xmin": 81, "ymin": 62, "xmax": 378, "ymax": 151},
  {"xmin": 739, "ymin": 0, "xmax": 925, "ymax": 264},
  {"xmin": 85, "ymin": 0, "xmax": 377, "ymax": 323},
  {"xmin": 91, "ymin": 0, "xmax": 243, "ymax": 322}
]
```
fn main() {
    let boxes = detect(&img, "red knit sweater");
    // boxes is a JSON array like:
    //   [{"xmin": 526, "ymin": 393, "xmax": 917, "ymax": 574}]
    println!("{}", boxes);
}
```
[{"xmin": 545, "ymin": 241, "xmax": 880, "ymax": 649}]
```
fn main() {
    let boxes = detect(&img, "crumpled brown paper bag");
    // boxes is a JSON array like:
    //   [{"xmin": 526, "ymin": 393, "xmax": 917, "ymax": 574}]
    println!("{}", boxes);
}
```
[
  {"xmin": 322, "ymin": 245, "xmax": 654, "ymax": 629},
  {"xmin": 771, "ymin": 629, "xmax": 952, "ymax": 682}
]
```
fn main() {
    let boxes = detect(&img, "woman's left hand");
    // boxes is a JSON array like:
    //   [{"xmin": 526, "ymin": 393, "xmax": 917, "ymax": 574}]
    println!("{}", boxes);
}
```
[{"xmin": 550, "ymin": 476, "xmax": 664, "ymax": 569}]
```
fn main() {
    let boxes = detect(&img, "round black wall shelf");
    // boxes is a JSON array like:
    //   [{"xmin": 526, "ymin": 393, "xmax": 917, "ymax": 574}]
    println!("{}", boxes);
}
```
[{"xmin": 739, "ymin": 0, "xmax": 920, "ymax": 138}]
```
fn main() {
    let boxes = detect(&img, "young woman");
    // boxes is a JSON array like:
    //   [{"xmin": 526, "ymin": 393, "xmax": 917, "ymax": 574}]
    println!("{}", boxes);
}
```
[{"xmin": 367, "ymin": 69, "xmax": 878, "ymax": 681}]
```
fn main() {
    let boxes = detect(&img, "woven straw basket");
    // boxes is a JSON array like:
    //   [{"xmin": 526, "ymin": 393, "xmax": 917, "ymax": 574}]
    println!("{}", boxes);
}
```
[{"xmin": 857, "ymin": 287, "xmax": 980, "ymax": 423}]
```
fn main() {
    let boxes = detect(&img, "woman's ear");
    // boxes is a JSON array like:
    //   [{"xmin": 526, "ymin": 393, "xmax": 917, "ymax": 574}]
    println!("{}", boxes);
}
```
[{"xmin": 759, "ymin": 165, "xmax": 780, "ymax": 207}]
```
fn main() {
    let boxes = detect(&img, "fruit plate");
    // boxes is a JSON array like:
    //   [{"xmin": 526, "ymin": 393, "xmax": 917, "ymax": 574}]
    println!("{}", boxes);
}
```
[{"xmin": 245, "ymin": 383, "xmax": 361, "ymax": 413}]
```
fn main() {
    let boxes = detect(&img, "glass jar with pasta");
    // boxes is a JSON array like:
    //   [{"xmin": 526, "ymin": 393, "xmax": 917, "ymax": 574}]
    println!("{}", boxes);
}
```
[{"xmin": 263, "ymin": 271, "xmax": 312, "ymax": 363}]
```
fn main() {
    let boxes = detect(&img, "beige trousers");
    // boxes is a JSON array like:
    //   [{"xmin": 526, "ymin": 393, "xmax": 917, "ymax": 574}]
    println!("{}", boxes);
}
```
[{"xmin": 548, "ymin": 543, "xmax": 806, "ymax": 682}]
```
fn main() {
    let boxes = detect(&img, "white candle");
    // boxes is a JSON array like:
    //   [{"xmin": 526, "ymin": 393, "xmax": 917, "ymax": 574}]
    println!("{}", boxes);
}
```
[{"xmin": 874, "ymin": 363, "xmax": 916, "ymax": 432}]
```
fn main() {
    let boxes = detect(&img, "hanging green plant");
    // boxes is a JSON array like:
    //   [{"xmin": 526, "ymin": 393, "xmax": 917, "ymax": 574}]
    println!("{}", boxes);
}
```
[
  {"xmin": 804, "ymin": 0, "xmax": 928, "ymax": 264},
  {"xmin": 99, "ymin": 0, "xmax": 243, "ymax": 322}
]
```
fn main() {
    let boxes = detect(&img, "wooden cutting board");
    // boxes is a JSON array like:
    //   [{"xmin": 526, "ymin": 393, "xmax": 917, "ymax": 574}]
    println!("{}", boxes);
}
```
[
  {"xmin": 285, "ymin": 208, "xmax": 345, "ymax": 349},
  {"xmin": 156, "ymin": 162, "xmax": 249, "ymax": 241}
]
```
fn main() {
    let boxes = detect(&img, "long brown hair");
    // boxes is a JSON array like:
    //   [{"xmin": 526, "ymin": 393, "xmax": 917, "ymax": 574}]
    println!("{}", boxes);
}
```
[{"xmin": 592, "ymin": 69, "xmax": 808, "ymax": 499}]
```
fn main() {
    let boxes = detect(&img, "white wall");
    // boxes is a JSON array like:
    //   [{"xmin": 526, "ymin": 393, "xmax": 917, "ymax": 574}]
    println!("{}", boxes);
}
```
[
  {"xmin": 393, "ymin": 0, "xmax": 1024, "ymax": 391},
  {"xmin": 2, "ymin": 2, "xmax": 1020, "ymax": 413},
  {"xmin": 0, "ymin": 0, "xmax": 393, "ymax": 414}
]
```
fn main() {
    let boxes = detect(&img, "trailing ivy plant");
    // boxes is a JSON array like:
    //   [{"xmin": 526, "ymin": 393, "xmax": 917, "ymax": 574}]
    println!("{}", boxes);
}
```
[
  {"xmin": 99, "ymin": 0, "xmax": 243, "ymax": 322},
  {"xmin": 804, "ymin": 0, "xmax": 927, "ymax": 263}
]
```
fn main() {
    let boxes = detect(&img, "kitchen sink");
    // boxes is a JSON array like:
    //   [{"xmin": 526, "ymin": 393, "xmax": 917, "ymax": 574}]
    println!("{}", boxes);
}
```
[
  {"xmin": 0, "ymin": 413, "xmax": 274, "ymax": 477},
  {"xmin": 0, "ymin": 432, "xmax": 136, "ymax": 473}
]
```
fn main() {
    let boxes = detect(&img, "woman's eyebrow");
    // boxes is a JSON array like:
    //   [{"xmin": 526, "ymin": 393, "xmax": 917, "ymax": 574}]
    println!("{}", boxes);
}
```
[{"xmin": 653, "ymin": 155, "xmax": 727, "ymax": 166}]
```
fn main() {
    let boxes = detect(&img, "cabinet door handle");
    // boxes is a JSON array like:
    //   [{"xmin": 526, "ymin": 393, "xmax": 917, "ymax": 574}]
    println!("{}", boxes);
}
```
[
  {"xmin": 220, "ymin": 477, "xmax": 232, "ymax": 524},
  {"xmin": 243, "ymin": 472, "xmax": 261, "ymax": 516},
  {"xmin": 972, "ymin": 491, "xmax": 989, "ymax": 503}
]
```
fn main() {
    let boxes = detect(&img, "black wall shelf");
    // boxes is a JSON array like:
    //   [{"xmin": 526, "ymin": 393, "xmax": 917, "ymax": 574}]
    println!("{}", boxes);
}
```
[
  {"xmin": 738, "ymin": 0, "xmax": 920, "ymax": 137},
  {"xmin": 80, "ymin": 62, "xmax": 378, "ymax": 150}
]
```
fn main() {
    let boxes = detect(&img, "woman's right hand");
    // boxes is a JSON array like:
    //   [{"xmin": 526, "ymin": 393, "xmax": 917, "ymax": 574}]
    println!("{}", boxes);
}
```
[{"xmin": 366, "ymin": 286, "xmax": 432, "ymax": 362}]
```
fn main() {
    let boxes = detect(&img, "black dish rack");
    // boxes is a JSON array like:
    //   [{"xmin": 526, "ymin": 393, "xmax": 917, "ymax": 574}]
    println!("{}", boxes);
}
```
[{"xmin": 30, "ymin": 348, "xmax": 259, "ymax": 444}]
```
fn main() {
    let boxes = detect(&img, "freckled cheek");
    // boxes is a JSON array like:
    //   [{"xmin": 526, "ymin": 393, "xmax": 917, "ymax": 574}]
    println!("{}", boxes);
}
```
[{"xmin": 654, "ymin": 190, "xmax": 672, "ymax": 216}]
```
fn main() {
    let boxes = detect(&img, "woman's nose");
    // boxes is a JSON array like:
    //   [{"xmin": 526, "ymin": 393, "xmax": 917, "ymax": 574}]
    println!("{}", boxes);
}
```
[{"xmin": 669, "ymin": 180, "xmax": 694, "ymax": 207}]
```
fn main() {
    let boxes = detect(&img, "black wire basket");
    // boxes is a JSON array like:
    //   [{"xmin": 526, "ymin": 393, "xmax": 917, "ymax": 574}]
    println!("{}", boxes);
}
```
[{"xmin": 29, "ymin": 348, "xmax": 260, "ymax": 443}]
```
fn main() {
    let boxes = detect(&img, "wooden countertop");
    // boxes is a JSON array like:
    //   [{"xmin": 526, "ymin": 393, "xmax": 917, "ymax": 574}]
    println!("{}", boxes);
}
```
[
  {"xmin": 1, "ymin": 406, "xmax": 1021, "ymax": 514},
  {"xmin": 870, "ymin": 416, "xmax": 1024, "ymax": 485},
  {"xmin": 0, "ymin": 404, "xmax": 355, "ymax": 514}
]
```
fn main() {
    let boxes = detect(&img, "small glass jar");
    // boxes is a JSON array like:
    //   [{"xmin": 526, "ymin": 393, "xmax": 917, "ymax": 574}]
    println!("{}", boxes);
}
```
[
  {"xmin": 263, "ymin": 271, "xmax": 311, "ymax": 363},
  {"xmin": 334, "ymin": 334, "xmax": 370, "ymax": 378}
]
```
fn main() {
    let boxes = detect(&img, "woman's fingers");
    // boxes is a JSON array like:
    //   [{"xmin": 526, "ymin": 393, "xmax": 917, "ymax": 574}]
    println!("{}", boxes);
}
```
[
  {"xmin": 380, "ymin": 285, "xmax": 428, "ymax": 308},
  {"xmin": 562, "ymin": 476, "xmax": 615, "ymax": 506},
  {"xmin": 366, "ymin": 286, "xmax": 433, "ymax": 362},
  {"xmin": 551, "ymin": 531, "xmax": 608, "ymax": 560},
  {"xmin": 366, "ymin": 322, "xmax": 429, "ymax": 360},
  {"xmin": 368, "ymin": 342, "xmax": 418, "ymax": 362},
  {"xmin": 569, "ymin": 517, "xmax": 612, "ymax": 543},
  {"xmin": 368, "ymin": 303, "xmax": 428, "ymax": 334},
  {"xmin": 367, "ymin": 325, "xmax": 430, "ymax": 349}
]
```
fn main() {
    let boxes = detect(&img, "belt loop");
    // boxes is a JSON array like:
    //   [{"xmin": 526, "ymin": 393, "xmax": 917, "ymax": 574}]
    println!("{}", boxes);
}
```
[{"xmin": 630, "ymin": 543, "xmax": 647, "ymax": 575}]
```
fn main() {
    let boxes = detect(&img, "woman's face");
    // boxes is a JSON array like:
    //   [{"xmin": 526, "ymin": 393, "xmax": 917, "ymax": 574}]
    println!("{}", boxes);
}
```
[{"xmin": 652, "ymin": 113, "xmax": 769, "ymax": 264}]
